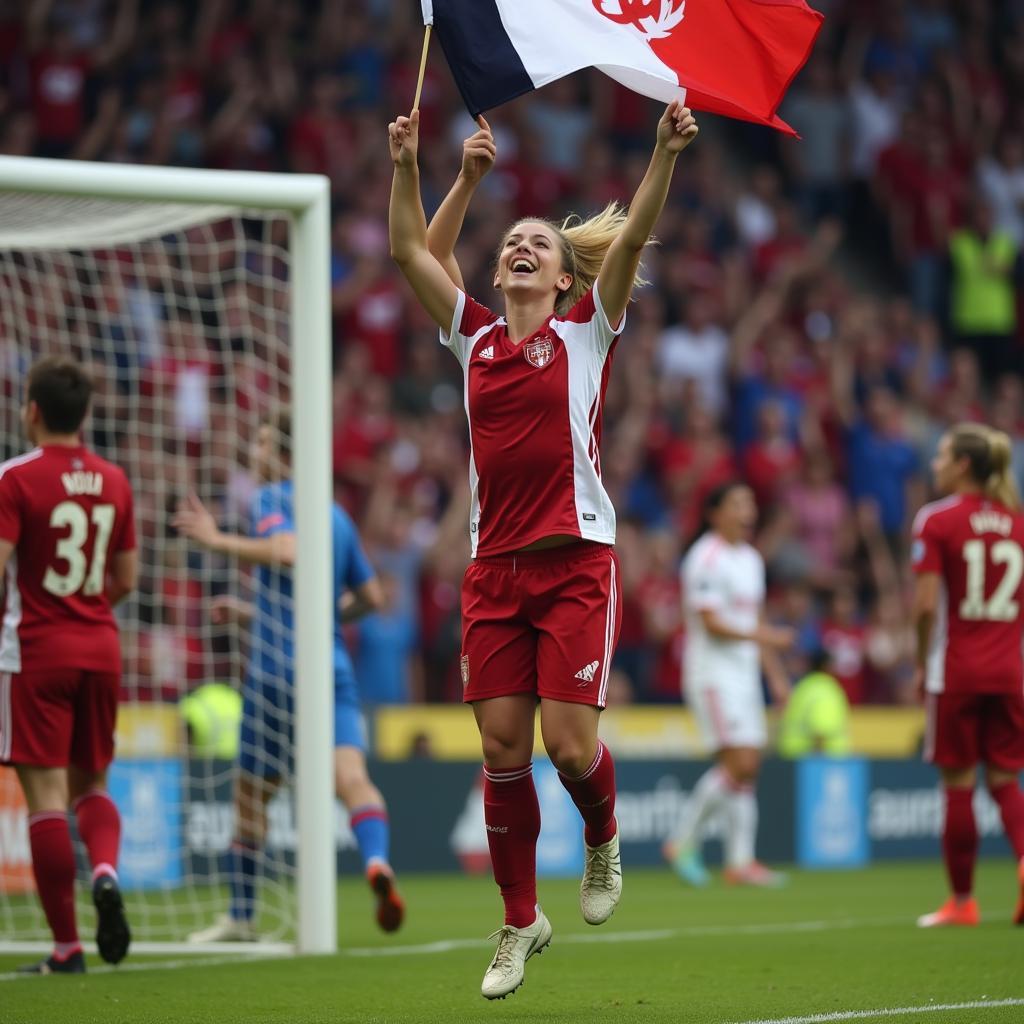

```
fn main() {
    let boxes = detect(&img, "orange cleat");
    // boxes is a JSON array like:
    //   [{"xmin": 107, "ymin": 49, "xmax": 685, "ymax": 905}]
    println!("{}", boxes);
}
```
[
  {"xmin": 367, "ymin": 862, "xmax": 405, "ymax": 933},
  {"xmin": 917, "ymin": 896, "xmax": 980, "ymax": 928},
  {"xmin": 722, "ymin": 862, "xmax": 787, "ymax": 888},
  {"xmin": 1014, "ymin": 859, "xmax": 1024, "ymax": 926}
]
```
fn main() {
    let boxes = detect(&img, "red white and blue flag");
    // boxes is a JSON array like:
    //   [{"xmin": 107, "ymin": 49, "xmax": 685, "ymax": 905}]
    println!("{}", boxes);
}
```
[{"xmin": 422, "ymin": 0, "xmax": 823, "ymax": 135}]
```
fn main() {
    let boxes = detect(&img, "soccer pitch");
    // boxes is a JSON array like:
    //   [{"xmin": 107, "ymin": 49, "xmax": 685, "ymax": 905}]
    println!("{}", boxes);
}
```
[{"xmin": 1, "ymin": 862, "xmax": 1020, "ymax": 1024}]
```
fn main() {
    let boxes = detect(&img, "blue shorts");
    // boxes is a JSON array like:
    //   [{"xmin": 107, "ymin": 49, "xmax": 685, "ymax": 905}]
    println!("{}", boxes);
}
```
[{"xmin": 238, "ymin": 671, "xmax": 367, "ymax": 778}]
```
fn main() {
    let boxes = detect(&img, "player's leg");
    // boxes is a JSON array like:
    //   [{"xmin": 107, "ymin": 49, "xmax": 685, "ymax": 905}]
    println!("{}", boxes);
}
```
[
  {"xmin": 332, "ymin": 691, "xmax": 404, "ymax": 933},
  {"xmin": 918, "ymin": 693, "xmax": 981, "ymax": 927},
  {"xmin": 69, "ymin": 669, "xmax": 129, "ymax": 964},
  {"xmin": 15, "ymin": 764, "xmax": 84, "ymax": 973},
  {"xmin": 4, "ymin": 668, "xmax": 84, "ymax": 974},
  {"xmin": 980, "ymin": 692, "xmax": 1024, "ymax": 924},
  {"xmin": 534, "ymin": 545, "xmax": 623, "ymax": 926},
  {"xmin": 189, "ymin": 675, "xmax": 282, "ymax": 942},
  {"xmin": 663, "ymin": 686, "xmax": 729, "ymax": 886}
]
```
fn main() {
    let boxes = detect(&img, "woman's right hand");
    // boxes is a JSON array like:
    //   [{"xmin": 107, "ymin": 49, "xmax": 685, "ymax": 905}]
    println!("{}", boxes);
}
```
[
  {"xmin": 388, "ymin": 109, "xmax": 420, "ymax": 167},
  {"xmin": 460, "ymin": 116, "xmax": 496, "ymax": 184}
]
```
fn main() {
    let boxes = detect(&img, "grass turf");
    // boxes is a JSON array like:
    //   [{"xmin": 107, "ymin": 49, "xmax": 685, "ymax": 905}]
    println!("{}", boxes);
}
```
[{"xmin": 0, "ymin": 860, "xmax": 1020, "ymax": 1024}]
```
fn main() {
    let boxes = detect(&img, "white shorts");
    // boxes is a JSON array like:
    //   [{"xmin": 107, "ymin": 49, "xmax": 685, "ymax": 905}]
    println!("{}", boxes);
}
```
[{"xmin": 686, "ymin": 676, "xmax": 766, "ymax": 751}]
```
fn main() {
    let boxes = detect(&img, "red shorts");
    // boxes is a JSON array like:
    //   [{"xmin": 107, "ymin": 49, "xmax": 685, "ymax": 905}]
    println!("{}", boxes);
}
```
[
  {"xmin": 0, "ymin": 667, "xmax": 119, "ymax": 772},
  {"xmin": 924, "ymin": 691, "xmax": 1024, "ymax": 771},
  {"xmin": 461, "ymin": 541, "xmax": 621, "ymax": 707}
]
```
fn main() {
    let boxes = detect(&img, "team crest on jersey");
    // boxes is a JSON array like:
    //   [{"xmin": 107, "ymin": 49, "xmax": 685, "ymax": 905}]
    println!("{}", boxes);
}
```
[
  {"xmin": 592, "ymin": 0, "xmax": 685, "ymax": 40},
  {"xmin": 523, "ymin": 338, "xmax": 554, "ymax": 368}
]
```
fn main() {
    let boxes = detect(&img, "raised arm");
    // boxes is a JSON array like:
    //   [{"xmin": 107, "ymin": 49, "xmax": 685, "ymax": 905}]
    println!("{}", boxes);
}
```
[
  {"xmin": 426, "ymin": 118, "xmax": 496, "ymax": 290},
  {"xmin": 172, "ymin": 493, "xmax": 296, "ymax": 567},
  {"xmin": 597, "ymin": 102, "xmax": 698, "ymax": 328},
  {"xmin": 389, "ymin": 110, "xmax": 461, "ymax": 331}
]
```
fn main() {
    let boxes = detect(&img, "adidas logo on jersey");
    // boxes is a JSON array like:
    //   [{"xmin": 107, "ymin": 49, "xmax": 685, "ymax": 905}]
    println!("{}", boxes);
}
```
[
  {"xmin": 575, "ymin": 660, "xmax": 600, "ymax": 685},
  {"xmin": 479, "ymin": 345, "xmax": 494, "ymax": 360}
]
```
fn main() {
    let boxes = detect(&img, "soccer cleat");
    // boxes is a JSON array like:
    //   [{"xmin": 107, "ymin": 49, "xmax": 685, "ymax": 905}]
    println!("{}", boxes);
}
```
[
  {"xmin": 581, "ymin": 826, "xmax": 623, "ymax": 925},
  {"xmin": 1014, "ymin": 859, "xmax": 1024, "ymax": 926},
  {"xmin": 722, "ymin": 862, "xmax": 788, "ymax": 888},
  {"xmin": 93, "ymin": 873, "xmax": 131, "ymax": 965},
  {"xmin": 187, "ymin": 913, "xmax": 259, "ymax": 943},
  {"xmin": 480, "ymin": 909, "xmax": 552, "ymax": 1000},
  {"xmin": 663, "ymin": 841, "xmax": 710, "ymax": 888},
  {"xmin": 17, "ymin": 950, "xmax": 86, "ymax": 975},
  {"xmin": 917, "ymin": 896, "xmax": 980, "ymax": 928},
  {"xmin": 367, "ymin": 862, "xmax": 405, "ymax": 933}
]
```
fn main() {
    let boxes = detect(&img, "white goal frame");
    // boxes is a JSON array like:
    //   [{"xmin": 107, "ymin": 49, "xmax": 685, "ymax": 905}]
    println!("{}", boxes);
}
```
[{"xmin": 0, "ymin": 156, "xmax": 336, "ymax": 956}]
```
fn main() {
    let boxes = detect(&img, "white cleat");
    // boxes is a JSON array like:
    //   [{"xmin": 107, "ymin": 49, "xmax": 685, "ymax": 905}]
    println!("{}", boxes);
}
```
[
  {"xmin": 187, "ymin": 913, "xmax": 259, "ymax": 943},
  {"xmin": 480, "ymin": 909, "xmax": 552, "ymax": 1000},
  {"xmin": 581, "ymin": 826, "xmax": 622, "ymax": 925}
]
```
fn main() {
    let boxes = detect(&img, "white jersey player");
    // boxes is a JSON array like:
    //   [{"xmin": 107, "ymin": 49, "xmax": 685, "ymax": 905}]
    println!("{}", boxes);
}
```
[{"xmin": 664, "ymin": 482, "xmax": 793, "ymax": 886}]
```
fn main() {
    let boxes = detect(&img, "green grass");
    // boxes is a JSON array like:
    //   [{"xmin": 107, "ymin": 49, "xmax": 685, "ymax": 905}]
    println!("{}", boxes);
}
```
[{"xmin": 1, "ymin": 861, "xmax": 1021, "ymax": 1024}]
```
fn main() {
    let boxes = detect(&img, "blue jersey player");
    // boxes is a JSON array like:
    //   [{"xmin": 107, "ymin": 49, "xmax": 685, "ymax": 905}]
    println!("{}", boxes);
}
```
[{"xmin": 172, "ymin": 409, "xmax": 404, "ymax": 938}]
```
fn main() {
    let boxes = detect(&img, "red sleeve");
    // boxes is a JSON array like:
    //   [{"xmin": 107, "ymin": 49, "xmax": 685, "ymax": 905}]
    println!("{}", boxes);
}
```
[
  {"xmin": 911, "ymin": 508, "xmax": 944, "ymax": 575},
  {"xmin": 112, "ymin": 471, "xmax": 136, "ymax": 553},
  {"xmin": 459, "ymin": 293, "xmax": 497, "ymax": 336},
  {"xmin": 0, "ymin": 469, "xmax": 22, "ymax": 546}
]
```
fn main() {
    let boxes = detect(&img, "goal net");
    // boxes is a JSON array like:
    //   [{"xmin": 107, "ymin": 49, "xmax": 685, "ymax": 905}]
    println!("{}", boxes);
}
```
[{"xmin": 0, "ymin": 159, "xmax": 335, "ymax": 955}]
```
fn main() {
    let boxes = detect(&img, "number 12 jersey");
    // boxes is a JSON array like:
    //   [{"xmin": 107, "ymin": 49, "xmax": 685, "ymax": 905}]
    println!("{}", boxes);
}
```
[
  {"xmin": 0, "ymin": 445, "xmax": 136, "ymax": 673},
  {"xmin": 912, "ymin": 493, "xmax": 1024, "ymax": 694}
]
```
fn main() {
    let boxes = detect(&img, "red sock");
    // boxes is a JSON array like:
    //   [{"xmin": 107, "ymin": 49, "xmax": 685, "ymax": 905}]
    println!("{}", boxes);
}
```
[
  {"xmin": 483, "ymin": 764, "xmax": 540, "ymax": 928},
  {"xmin": 990, "ymin": 781, "xmax": 1024, "ymax": 860},
  {"xmin": 943, "ymin": 787, "xmax": 978, "ymax": 899},
  {"xmin": 28, "ymin": 813, "xmax": 80, "ymax": 947},
  {"xmin": 73, "ymin": 789, "xmax": 121, "ymax": 879},
  {"xmin": 558, "ymin": 741, "xmax": 617, "ymax": 847}
]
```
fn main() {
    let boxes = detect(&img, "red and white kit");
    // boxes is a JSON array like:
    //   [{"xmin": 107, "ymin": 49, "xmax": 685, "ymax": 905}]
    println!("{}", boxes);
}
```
[
  {"xmin": 912, "ymin": 494, "xmax": 1024, "ymax": 769},
  {"xmin": 442, "ymin": 286, "xmax": 623, "ymax": 705},
  {"xmin": 0, "ymin": 446, "xmax": 135, "ymax": 770}
]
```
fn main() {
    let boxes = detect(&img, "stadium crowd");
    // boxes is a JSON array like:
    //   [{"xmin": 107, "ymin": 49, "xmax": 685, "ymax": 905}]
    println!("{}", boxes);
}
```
[{"xmin": 1, "ymin": 0, "xmax": 1023, "ymax": 708}]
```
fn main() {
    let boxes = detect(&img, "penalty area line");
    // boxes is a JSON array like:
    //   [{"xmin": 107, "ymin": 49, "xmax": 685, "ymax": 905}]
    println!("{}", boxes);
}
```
[
  {"xmin": 0, "ymin": 952, "xmax": 290, "ymax": 983},
  {"xmin": 729, "ymin": 997, "xmax": 1024, "ymax": 1024}
]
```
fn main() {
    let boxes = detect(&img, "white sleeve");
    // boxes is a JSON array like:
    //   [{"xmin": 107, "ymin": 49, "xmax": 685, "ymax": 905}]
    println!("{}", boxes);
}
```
[
  {"xmin": 685, "ymin": 548, "xmax": 726, "ymax": 613},
  {"xmin": 591, "ymin": 282, "xmax": 625, "ymax": 353},
  {"xmin": 439, "ymin": 288, "xmax": 469, "ymax": 366}
]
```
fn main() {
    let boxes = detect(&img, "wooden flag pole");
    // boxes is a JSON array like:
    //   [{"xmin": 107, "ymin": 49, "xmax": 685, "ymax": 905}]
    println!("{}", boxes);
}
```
[{"xmin": 413, "ymin": 25, "xmax": 432, "ymax": 110}]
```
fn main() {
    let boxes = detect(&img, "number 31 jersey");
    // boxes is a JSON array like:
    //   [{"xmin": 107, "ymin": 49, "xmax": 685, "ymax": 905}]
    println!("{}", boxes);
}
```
[
  {"xmin": 912, "ymin": 494, "xmax": 1024, "ymax": 694},
  {"xmin": 0, "ymin": 446, "xmax": 136, "ymax": 673}
]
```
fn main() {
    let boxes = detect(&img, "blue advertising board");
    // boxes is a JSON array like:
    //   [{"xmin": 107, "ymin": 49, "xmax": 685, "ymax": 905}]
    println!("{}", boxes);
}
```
[
  {"xmin": 796, "ymin": 758, "xmax": 869, "ymax": 868},
  {"xmin": 107, "ymin": 759, "xmax": 183, "ymax": 890}
]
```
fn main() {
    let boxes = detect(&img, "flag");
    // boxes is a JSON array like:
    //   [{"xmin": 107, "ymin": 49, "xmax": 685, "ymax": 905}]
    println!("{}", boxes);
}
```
[{"xmin": 422, "ymin": 0, "xmax": 823, "ymax": 135}]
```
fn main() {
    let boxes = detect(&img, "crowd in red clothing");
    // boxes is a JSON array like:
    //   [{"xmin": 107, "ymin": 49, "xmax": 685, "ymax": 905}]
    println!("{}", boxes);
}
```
[{"xmin": 2, "ymin": 1, "xmax": 1023, "ymax": 706}]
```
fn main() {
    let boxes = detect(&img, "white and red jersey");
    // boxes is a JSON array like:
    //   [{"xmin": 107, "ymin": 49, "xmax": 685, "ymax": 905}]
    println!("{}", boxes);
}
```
[
  {"xmin": 682, "ymin": 532, "xmax": 765, "ymax": 689},
  {"xmin": 912, "ymin": 493, "xmax": 1024, "ymax": 695},
  {"xmin": 441, "ymin": 286, "xmax": 623, "ymax": 556},
  {"xmin": 0, "ymin": 445, "xmax": 136, "ymax": 673}
]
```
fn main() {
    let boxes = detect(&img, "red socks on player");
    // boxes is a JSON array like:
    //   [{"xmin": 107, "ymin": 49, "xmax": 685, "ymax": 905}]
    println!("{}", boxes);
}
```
[
  {"xmin": 990, "ymin": 780, "xmax": 1024, "ymax": 861},
  {"xmin": 942, "ymin": 786, "xmax": 978, "ymax": 899},
  {"xmin": 483, "ymin": 764, "xmax": 541, "ymax": 928},
  {"xmin": 28, "ymin": 812, "xmax": 80, "ymax": 952},
  {"xmin": 72, "ymin": 789, "xmax": 122, "ymax": 881},
  {"xmin": 558, "ymin": 741, "xmax": 617, "ymax": 848}
]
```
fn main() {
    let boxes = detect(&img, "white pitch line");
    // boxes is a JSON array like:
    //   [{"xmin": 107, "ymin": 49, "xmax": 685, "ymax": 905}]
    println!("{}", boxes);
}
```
[
  {"xmin": 341, "ymin": 916, "xmax": 907, "ymax": 958},
  {"xmin": 0, "ymin": 952, "xmax": 289, "ymax": 983},
  {"xmin": 730, "ymin": 997, "xmax": 1024, "ymax": 1024}
]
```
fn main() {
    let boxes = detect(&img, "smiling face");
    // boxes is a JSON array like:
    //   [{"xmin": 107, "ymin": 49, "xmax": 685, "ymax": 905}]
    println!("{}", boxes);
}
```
[{"xmin": 494, "ymin": 220, "xmax": 573, "ymax": 310}]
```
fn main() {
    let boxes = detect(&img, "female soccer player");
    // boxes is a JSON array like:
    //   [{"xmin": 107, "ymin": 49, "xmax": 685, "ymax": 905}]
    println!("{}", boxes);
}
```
[
  {"xmin": 389, "ymin": 100, "xmax": 698, "ymax": 998},
  {"xmin": 663, "ymin": 481, "xmax": 793, "ymax": 887},
  {"xmin": 912, "ymin": 424, "xmax": 1024, "ymax": 928}
]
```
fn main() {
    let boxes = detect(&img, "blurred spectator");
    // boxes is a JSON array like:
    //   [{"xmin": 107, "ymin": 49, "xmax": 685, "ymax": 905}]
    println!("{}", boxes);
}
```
[{"xmin": 777, "ymin": 649, "xmax": 851, "ymax": 758}]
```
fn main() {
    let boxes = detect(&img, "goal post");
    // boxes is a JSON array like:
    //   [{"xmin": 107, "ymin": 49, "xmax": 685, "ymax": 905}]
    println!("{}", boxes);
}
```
[{"xmin": 0, "ymin": 156, "xmax": 336, "ymax": 956}]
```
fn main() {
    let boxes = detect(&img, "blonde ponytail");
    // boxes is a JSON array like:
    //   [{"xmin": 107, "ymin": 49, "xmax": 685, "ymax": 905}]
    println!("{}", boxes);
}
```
[
  {"xmin": 950, "ymin": 423, "xmax": 1022, "ymax": 512},
  {"xmin": 503, "ymin": 202, "xmax": 653, "ymax": 315},
  {"xmin": 984, "ymin": 428, "xmax": 1021, "ymax": 512}
]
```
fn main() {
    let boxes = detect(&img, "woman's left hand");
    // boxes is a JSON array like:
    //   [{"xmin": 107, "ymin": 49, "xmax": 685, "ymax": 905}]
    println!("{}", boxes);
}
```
[{"xmin": 657, "ymin": 101, "xmax": 699, "ymax": 154}]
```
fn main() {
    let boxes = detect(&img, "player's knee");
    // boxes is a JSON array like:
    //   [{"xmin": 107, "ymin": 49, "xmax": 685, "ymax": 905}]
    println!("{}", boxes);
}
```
[
  {"xmin": 480, "ymin": 729, "xmax": 530, "ymax": 768},
  {"xmin": 544, "ymin": 738, "xmax": 593, "ymax": 779}
]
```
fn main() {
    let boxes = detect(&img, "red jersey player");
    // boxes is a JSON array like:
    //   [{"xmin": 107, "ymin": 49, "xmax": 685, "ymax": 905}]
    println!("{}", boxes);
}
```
[
  {"xmin": 389, "ymin": 101, "xmax": 698, "ymax": 997},
  {"xmin": 911, "ymin": 423, "xmax": 1024, "ymax": 928},
  {"xmin": 0, "ymin": 357, "xmax": 137, "ymax": 973}
]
